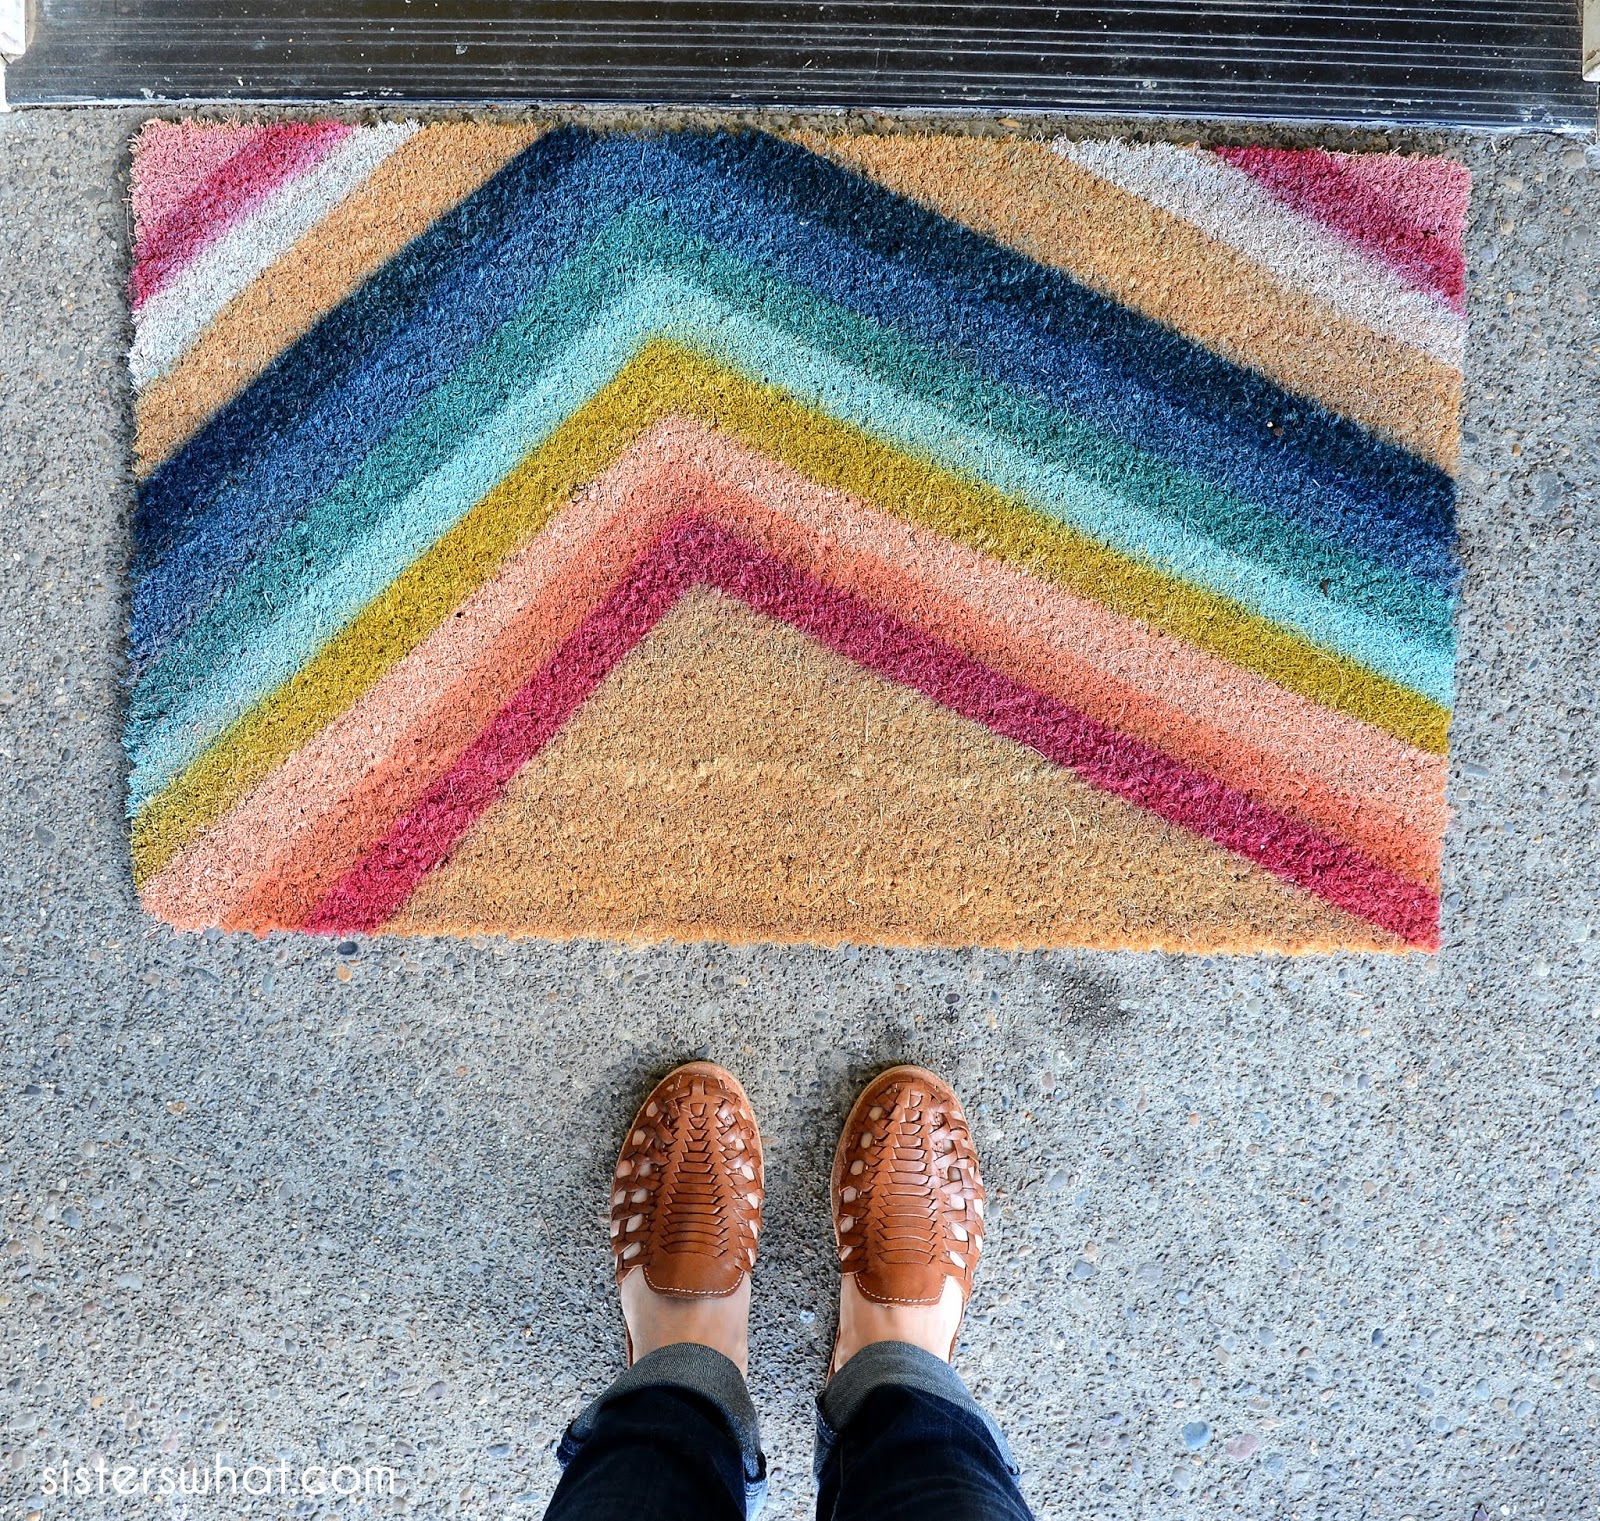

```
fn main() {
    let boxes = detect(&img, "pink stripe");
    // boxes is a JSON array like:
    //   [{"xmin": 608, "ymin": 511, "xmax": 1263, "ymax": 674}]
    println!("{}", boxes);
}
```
[
  {"xmin": 1212, "ymin": 146, "xmax": 1469, "ymax": 313},
  {"xmin": 715, "ymin": 523, "xmax": 1438, "ymax": 946},
  {"xmin": 132, "ymin": 124, "xmax": 274, "ymax": 236},
  {"xmin": 304, "ymin": 515, "xmax": 1439, "ymax": 946},
  {"xmin": 1333, "ymin": 153, "xmax": 1473, "ymax": 244},
  {"xmin": 130, "ymin": 122, "xmax": 353, "ymax": 310}
]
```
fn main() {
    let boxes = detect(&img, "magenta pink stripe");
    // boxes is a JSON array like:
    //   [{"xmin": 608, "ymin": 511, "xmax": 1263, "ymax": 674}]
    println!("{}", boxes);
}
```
[
  {"xmin": 1212, "ymin": 146, "xmax": 1469, "ymax": 313},
  {"xmin": 302, "ymin": 530, "xmax": 695, "ymax": 936},
  {"xmin": 303, "ymin": 514, "xmax": 1439, "ymax": 945},
  {"xmin": 133, "ymin": 124, "xmax": 273, "ymax": 235},
  {"xmin": 130, "ymin": 122, "xmax": 353, "ymax": 310}
]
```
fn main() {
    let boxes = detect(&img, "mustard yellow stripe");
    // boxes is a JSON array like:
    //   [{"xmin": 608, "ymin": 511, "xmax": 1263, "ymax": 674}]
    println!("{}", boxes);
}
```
[
  {"xmin": 132, "ymin": 339, "xmax": 1448, "ymax": 885},
  {"xmin": 134, "ymin": 123, "xmax": 545, "ymax": 476},
  {"xmin": 671, "ymin": 349, "xmax": 1449, "ymax": 751},
  {"xmin": 791, "ymin": 131, "xmax": 1461, "ymax": 473},
  {"xmin": 130, "ymin": 362, "xmax": 672, "ymax": 884}
]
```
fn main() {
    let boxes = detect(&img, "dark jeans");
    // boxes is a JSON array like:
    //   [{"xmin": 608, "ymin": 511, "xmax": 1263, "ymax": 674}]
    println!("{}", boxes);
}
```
[{"xmin": 547, "ymin": 1340, "xmax": 1033, "ymax": 1521}]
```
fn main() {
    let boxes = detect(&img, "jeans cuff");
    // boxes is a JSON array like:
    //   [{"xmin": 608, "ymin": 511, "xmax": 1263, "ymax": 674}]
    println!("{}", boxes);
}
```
[
  {"xmin": 566, "ymin": 1343, "xmax": 765, "ymax": 1483},
  {"xmin": 817, "ymin": 1340, "xmax": 1020, "ymax": 1477}
]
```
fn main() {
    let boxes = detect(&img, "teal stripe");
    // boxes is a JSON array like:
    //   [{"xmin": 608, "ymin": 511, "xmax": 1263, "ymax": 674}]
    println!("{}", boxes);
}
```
[
  {"xmin": 679, "ymin": 220, "xmax": 1454, "ymax": 647},
  {"xmin": 679, "ymin": 306, "xmax": 1455, "ymax": 690},
  {"xmin": 129, "ymin": 215, "xmax": 1454, "ymax": 809}
]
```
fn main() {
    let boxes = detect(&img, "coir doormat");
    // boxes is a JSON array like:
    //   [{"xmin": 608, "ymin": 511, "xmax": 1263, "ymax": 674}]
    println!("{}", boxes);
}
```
[{"xmin": 124, "ymin": 123, "xmax": 1467, "ymax": 951}]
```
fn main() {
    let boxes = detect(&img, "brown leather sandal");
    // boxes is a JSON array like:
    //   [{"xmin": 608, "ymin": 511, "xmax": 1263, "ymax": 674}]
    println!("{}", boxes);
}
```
[
  {"xmin": 609, "ymin": 1062, "xmax": 764, "ymax": 1363},
  {"xmin": 831, "ymin": 1064, "xmax": 986, "ymax": 1368}
]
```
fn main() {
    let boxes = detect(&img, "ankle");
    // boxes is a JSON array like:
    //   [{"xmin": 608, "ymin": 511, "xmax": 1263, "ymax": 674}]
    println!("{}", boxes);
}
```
[
  {"xmin": 832, "ymin": 1275, "xmax": 966, "ymax": 1371},
  {"xmin": 621, "ymin": 1270, "xmax": 751, "ymax": 1376}
]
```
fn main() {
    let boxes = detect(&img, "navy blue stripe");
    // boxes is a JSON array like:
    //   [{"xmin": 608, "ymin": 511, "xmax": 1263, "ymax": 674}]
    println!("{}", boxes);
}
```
[
  {"xmin": 134, "ymin": 128, "xmax": 598, "ymax": 570},
  {"xmin": 670, "ymin": 131, "xmax": 1458, "ymax": 571},
  {"xmin": 132, "ymin": 127, "xmax": 1459, "ymax": 667}
]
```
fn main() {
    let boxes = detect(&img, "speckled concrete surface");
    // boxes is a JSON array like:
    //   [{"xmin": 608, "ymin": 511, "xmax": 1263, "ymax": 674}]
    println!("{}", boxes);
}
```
[{"xmin": 1, "ymin": 109, "xmax": 1597, "ymax": 1520}]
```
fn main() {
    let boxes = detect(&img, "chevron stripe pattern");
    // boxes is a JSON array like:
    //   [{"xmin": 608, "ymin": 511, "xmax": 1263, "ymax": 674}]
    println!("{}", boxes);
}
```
[{"xmin": 125, "ymin": 122, "xmax": 1469, "ymax": 952}]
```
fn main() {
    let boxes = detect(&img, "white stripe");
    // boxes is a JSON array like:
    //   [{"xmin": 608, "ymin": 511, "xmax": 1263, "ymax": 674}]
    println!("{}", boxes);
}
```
[
  {"xmin": 129, "ymin": 122, "xmax": 420, "ymax": 389},
  {"xmin": 1052, "ymin": 138, "xmax": 1465, "ymax": 371}
]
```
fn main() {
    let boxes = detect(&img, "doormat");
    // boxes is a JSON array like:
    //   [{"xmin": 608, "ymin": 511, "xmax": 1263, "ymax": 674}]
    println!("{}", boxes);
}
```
[{"xmin": 124, "ymin": 123, "xmax": 1467, "ymax": 951}]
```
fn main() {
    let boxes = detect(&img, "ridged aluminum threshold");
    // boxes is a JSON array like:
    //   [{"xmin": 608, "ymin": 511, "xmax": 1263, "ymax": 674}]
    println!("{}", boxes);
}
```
[{"xmin": 4, "ymin": 0, "xmax": 1595, "ymax": 130}]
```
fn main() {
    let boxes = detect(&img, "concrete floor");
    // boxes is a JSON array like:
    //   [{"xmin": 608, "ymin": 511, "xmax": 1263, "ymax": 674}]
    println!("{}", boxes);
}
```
[{"xmin": 1, "ymin": 108, "xmax": 1597, "ymax": 1520}]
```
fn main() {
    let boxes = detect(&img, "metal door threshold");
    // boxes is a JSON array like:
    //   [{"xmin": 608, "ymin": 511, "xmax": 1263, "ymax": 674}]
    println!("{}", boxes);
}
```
[{"xmin": 4, "ymin": 0, "xmax": 1595, "ymax": 130}]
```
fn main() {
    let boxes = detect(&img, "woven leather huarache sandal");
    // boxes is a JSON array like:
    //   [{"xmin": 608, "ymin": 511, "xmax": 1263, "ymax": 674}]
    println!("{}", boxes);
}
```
[
  {"xmin": 831, "ymin": 1065, "xmax": 986, "ymax": 1372},
  {"xmin": 609, "ymin": 1062, "xmax": 764, "ymax": 1364}
]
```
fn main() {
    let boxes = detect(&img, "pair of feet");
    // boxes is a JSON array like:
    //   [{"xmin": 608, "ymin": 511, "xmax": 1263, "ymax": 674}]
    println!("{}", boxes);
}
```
[{"xmin": 611, "ymin": 1062, "xmax": 987, "ymax": 1379}]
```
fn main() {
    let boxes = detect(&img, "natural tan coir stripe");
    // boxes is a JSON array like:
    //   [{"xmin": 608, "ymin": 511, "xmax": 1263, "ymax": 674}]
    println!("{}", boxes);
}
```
[
  {"xmin": 792, "ymin": 131, "xmax": 1461, "ymax": 472},
  {"xmin": 389, "ymin": 589, "xmax": 1401, "ymax": 952},
  {"xmin": 134, "ymin": 123, "xmax": 544, "ymax": 474}
]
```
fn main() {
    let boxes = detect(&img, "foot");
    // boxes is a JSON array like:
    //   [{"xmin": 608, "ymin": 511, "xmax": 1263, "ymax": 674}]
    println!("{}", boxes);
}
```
[
  {"xmin": 829, "ymin": 1066, "xmax": 986, "ymax": 1374},
  {"xmin": 608, "ymin": 1063, "xmax": 763, "ymax": 1375}
]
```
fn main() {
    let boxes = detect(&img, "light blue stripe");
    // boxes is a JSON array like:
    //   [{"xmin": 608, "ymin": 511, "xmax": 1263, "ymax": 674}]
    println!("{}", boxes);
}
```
[
  {"xmin": 129, "ymin": 280, "xmax": 1452, "ymax": 810},
  {"xmin": 676, "ymin": 302, "xmax": 1455, "ymax": 701},
  {"xmin": 126, "ymin": 294, "xmax": 655, "ymax": 812}
]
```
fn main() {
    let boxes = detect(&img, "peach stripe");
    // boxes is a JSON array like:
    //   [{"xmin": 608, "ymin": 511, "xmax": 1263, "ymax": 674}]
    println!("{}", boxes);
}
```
[
  {"xmin": 681, "ymin": 426, "xmax": 1445, "ymax": 841},
  {"xmin": 133, "ymin": 123, "xmax": 544, "ymax": 476},
  {"xmin": 144, "ymin": 418, "xmax": 1445, "ymax": 928},
  {"xmin": 389, "ymin": 589, "xmax": 1399, "ymax": 954},
  {"xmin": 699, "ymin": 491, "xmax": 1440, "ymax": 887},
  {"xmin": 140, "ymin": 437, "xmax": 693, "ymax": 931},
  {"xmin": 232, "ymin": 496, "xmax": 688, "ymax": 930}
]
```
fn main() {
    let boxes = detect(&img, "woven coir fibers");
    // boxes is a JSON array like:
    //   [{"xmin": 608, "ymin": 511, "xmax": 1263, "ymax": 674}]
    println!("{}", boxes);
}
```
[{"xmin": 125, "ymin": 121, "xmax": 1468, "ymax": 951}]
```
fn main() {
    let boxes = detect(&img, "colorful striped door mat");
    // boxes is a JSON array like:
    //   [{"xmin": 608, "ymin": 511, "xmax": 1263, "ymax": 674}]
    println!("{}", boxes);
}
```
[{"xmin": 125, "ymin": 122, "xmax": 1467, "ymax": 952}]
